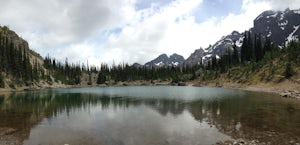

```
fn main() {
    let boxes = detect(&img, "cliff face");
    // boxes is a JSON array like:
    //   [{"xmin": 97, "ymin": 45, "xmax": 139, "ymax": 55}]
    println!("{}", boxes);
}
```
[
  {"xmin": 0, "ymin": 26, "xmax": 44, "ymax": 65},
  {"xmin": 0, "ymin": 26, "xmax": 49, "ymax": 88}
]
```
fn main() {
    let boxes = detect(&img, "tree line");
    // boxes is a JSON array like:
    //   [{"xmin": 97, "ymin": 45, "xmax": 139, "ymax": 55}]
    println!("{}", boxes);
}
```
[
  {"xmin": 44, "ymin": 56, "xmax": 83, "ymax": 85},
  {"xmin": 203, "ymin": 30, "xmax": 299, "ymax": 80},
  {"xmin": 96, "ymin": 63, "xmax": 201, "ymax": 84},
  {"xmin": 96, "ymin": 31, "xmax": 300, "ymax": 84}
]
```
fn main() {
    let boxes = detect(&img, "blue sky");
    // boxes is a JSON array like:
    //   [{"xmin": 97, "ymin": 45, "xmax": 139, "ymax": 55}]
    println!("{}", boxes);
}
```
[
  {"xmin": 195, "ymin": 0, "xmax": 243, "ymax": 21},
  {"xmin": 0, "ymin": 0, "xmax": 299, "ymax": 66}
]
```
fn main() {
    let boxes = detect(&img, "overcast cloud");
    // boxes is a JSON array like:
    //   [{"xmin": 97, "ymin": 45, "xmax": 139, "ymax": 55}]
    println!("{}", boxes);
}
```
[{"xmin": 0, "ymin": 0, "xmax": 299, "ymax": 66}]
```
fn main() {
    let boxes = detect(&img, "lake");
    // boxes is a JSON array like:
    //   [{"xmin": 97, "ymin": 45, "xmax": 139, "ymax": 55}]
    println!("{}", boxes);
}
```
[{"xmin": 0, "ymin": 86, "xmax": 299, "ymax": 145}]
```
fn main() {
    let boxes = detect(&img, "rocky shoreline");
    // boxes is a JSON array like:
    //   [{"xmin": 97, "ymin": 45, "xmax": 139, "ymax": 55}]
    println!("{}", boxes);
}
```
[
  {"xmin": 1, "ymin": 80, "xmax": 300, "ymax": 101},
  {"xmin": 240, "ymin": 84, "xmax": 300, "ymax": 100},
  {"xmin": 0, "ymin": 128, "xmax": 21, "ymax": 145},
  {"xmin": 215, "ymin": 139, "xmax": 259, "ymax": 145},
  {"xmin": 279, "ymin": 90, "xmax": 300, "ymax": 99}
]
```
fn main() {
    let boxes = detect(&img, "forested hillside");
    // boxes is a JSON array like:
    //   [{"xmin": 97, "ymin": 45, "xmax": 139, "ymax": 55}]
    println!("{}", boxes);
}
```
[
  {"xmin": 0, "ymin": 26, "xmax": 91, "ymax": 89},
  {"xmin": 198, "ymin": 34, "xmax": 300, "ymax": 86},
  {"xmin": 0, "ymin": 26, "xmax": 44, "ymax": 88}
]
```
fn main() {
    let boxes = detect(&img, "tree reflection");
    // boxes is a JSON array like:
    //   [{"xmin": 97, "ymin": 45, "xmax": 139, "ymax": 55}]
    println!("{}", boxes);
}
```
[{"xmin": 0, "ymin": 90, "xmax": 299, "ymax": 144}]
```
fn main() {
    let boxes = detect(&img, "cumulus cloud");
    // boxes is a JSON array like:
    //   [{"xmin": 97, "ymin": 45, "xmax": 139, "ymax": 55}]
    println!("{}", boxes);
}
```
[
  {"xmin": 102, "ymin": 0, "xmax": 271, "ymax": 65},
  {"xmin": 0, "ymin": 0, "xmax": 136, "ymax": 65},
  {"xmin": 0, "ymin": 0, "xmax": 298, "ymax": 66}
]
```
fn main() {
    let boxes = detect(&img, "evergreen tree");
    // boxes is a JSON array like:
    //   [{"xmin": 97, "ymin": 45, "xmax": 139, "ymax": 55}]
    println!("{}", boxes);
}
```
[
  {"xmin": 241, "ymin": 32, "xmax": 248, "ymax": 62},
  {"xmin": 285, "ymin": 62, "xmax": 293, "ymax": 78},
  {"xmin": 254, "ymin": 34, "xmax": 263, "ymax": 62},
  {"xmin": 247, "ymin": 31, "xmax": 254, "ymax": 61},
  {"xmin": 0, "ymin": 73, "xmax": 4, "ymax": 88},
  {"xmin": 232, "ymin": 43, "xmax": 239, "ymax": 65},
  {"xmin": 264, "ymin": 37, "xmax": 272, "ymax": 52}
]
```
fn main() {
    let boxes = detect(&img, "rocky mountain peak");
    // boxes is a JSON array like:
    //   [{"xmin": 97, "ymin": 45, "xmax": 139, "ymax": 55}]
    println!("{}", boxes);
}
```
[
  {"xmin": 144, "ymin": 53, "xmax": 185, "ymax": 67},
  {"xmin": 253, "ymin": 9, "xmax": 300, "ymax": 46},
  {"xmin": 184, "ymin": 49, "xmax": 206, "ymax": 67},
  {"xmin": 204, "ymin": 31, "xmax": 243, "ymax": 53},
  {"xmin": 183, "ymin": 8, "xmax": 300, "ymax": 67},
  {"xmin": 170, "ymin": 53, "xmax": 185, "ymax": 64}
]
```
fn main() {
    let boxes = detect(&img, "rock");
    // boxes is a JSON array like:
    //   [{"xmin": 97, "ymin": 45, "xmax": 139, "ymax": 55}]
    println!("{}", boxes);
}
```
[
  {"xmin": 289, "ymin": 140, "xmax": 296, "ymax": 144},
  {"xmin": 233, "ymin": 139, "xmax": 246, "ymax": 145},
  {"xmin": 0, "ymin": 128, "xmax": 17, "ymax": 136},
  {"xmin": 178, "ymin": 82, "xmax": 186, "ymax": 86},
  {"xmin": 224, "ymin": 140, "xmax": 233, "ymax": 145},
  {"xmin": 249, "ymin": 140, "xmax": 259, "ymax": 145},
  {"xmin": 280, "ymin": 92, "xmax": 291, "ymax": 98},
  {"xmin": 216, "ymin": 82, "xmax": 223, "ymax": 87},
  {"xmin": 279, "ymin": 90, "xmax": 300, "ymax": 99}
]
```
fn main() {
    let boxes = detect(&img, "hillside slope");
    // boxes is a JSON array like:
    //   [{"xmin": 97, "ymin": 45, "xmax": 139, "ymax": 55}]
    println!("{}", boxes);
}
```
[
  {"xmin": 0, "ymin": 26, "xmax": 45, "ymax": 89},
  {"xmin": 0, "ymin": 26, "xmax": 97, "ymax": 90},
  {"xmin": 191, "ymin": 39, "xmax": 300, "ymax": 98}
]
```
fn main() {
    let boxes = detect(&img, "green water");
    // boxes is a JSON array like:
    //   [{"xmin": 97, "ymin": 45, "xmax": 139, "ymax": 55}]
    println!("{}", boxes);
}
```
[{"xmin": 0, "ymin": 86, "xmax": 299, "ymax": 145}]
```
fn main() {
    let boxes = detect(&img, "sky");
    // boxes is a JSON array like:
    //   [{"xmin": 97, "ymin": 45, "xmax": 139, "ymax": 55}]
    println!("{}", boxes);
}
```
[{"xmin": 0, "ymin": 0, "xmax": 300, "ymax": 66}]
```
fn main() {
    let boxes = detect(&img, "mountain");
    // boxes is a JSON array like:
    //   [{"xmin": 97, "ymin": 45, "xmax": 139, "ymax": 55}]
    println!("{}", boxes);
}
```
[
  {"xmin": 184, "ymin": 31, "xmax": 243, "ymax": 66},
  {"xmin": 204, "ymin": 31, "xmax": 243, "ymax": 55},
  {"xmin": 184, "ymin": 49, "xmax": 206, "ymax": 67},
  {"xmin": 145, "ymin": 53, "xmax": 185, "ymax": 67},
  {"xmin": 132, "ymin": 63, "xmax": 143, "ymax": 68},
  {"xmin": 253, "ymin": 8, "xmax": 300, "ymax": 46},
  {"xmin": 169, "ymin": 53, "xmax": 185, "ymax": 65},
  {"xmin": 184, "ymin": 8, "xmax": 300, "ymax": 67}
]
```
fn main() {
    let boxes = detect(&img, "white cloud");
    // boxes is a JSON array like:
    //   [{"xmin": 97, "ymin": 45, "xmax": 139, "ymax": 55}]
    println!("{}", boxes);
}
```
[
  {"xmin": 102, "ymin": 0, "xmax": 271, "ymax": 65},
  {"xmin": 0, "ymin": 0, "xmax": 137, "ymax": 65},
  {"xmin": 0, "ymin": 0, "xmax": 298, "ymax": 66}
]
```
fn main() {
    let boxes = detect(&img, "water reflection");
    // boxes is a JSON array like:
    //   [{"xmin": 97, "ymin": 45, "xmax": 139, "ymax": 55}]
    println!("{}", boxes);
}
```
[{"xmin": 0, "ymin": 87, "xmax": 299, "ymax": 144}]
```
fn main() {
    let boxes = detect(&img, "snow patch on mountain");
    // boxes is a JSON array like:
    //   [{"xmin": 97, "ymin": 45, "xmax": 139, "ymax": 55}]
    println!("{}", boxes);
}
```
[
  {"xmin": 294, "ymin": 9, "xmax": 300, "ymax": 14},
  {"xmin": 278, "ymin": 20, "xmax": 288, "ymax": 26},
  {"xmin": 236, "ymin": 36, "xmax": 244, "ymax": 47},
  {"xmin": 172, "ymin": 62, "xmax": 179, "ymax": 66},
  {"xmin": 287, "ymin": 25, "xmax": 300, "ymax": 42},
  {"xmin": 280, "ymin": 12, "xmax": 285, "ymax": 20},
  {"xmin": 267, "ymin": 31, "xmax": 272, "ymax": 37},
  {"xmin": 155, "ymin": 61, "xmax": 164, "ymax": 66},
  {"xmin": 267, "ymin": 13, "xmax": 278, "ymax": 18}
]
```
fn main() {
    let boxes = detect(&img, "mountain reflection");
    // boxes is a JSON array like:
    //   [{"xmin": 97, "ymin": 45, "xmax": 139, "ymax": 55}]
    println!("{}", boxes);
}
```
[{"xmin": 0, "ymin": 89, "xmax": 300, "ymax": 144}]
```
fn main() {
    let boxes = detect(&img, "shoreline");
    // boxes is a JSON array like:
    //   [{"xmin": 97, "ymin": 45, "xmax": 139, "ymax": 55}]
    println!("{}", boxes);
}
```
[
  {"xmin": 224, "ymin": 82, "xmax": 300, "ymax": 99},
  {"xmin": 0, "ymin": 80, "xmax": 299, "ymax": 99}
]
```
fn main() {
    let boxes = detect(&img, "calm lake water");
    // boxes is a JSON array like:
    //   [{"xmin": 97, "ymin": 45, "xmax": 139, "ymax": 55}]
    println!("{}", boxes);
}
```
[{"xmin": 0, "ymin": 86, "xmax": 299, "ymax": 145}]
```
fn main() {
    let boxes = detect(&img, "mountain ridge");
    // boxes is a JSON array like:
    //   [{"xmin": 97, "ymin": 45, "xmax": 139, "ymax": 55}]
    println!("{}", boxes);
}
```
[
  {"xmin": 134, "ymin": 9, "xmax": 300, "ymax": 68},
  {"xmin": 144, "ymin": 53, "xmax": 185, "ymax": 67},
  {"xmin": 182, "ymin": 8, "xmax": 300, "ymax": 67}
]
